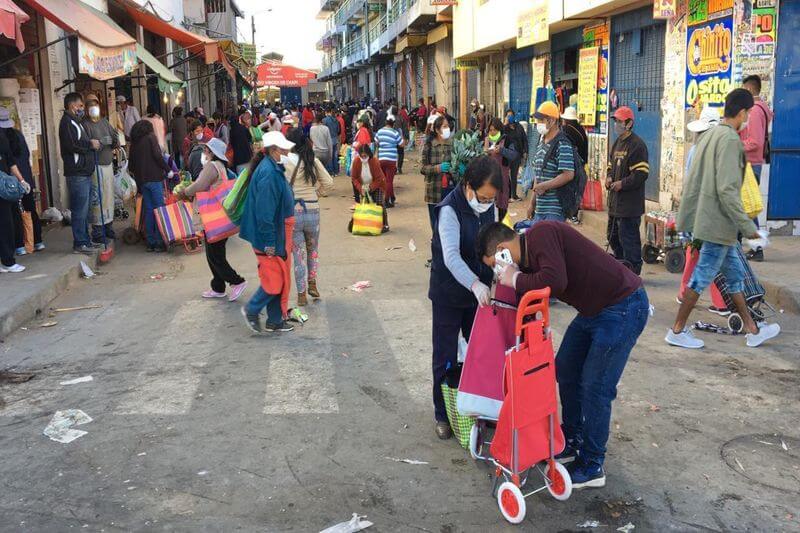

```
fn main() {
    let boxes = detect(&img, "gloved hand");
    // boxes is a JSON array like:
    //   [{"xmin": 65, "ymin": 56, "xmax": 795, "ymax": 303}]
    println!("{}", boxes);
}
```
[
  {"xmin": 440, "ymin": 161, "xmax": 452, "ymax": 173},
  {"xmin": 167, "ymin": 170, "xmax": 175, "ymax": 179},
  {"xmin": 457, "ymin": 162, "xmax": 467, "ymax": 176},
  {"xmin": 471, "ymin": 280, "xmax": 491, "ymax": 307},
  {"xmin": 498, "ymin": 263, "xmax": 520, "ymax": 289}
]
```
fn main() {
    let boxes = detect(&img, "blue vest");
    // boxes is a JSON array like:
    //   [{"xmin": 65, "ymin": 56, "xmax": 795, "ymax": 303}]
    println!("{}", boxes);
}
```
[{"xmin": 428, "ymin": 186, "xmax": 495, "ymax": 308}]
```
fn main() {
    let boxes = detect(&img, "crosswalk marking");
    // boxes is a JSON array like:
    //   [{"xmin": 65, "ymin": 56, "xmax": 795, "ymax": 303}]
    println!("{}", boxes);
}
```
[
  {"xmin": 372, "ymin": 299, "xmax": 432, "ymax": 404},
  {"xmin": 263, "ymin": 302, "xmax": 338, "ymax": 414}
]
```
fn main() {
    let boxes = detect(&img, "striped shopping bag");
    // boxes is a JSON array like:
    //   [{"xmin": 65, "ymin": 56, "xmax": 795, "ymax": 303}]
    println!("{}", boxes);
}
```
[
  {"xmin": 351, "ymin": 192, "xmax": 384, "ymax": 236},
  {"xmin": 197, "ymin": 179, "xmax": 239, "ymax": 243},
  {"xmin": 154, "ymin": 201, "xmax": 195, "ymax": 245}
]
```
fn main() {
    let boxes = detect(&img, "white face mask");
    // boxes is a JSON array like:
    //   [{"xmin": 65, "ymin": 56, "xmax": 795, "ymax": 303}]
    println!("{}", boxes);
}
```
[
  {"xmin": 279, "ymin": 154, "xmax": 291, "ymax": 166},
  {"xmin": 201, "ymin": 153, "xmax": 210, "ymax": 166},
  {"xmin": 440, "ymin": 127, "xmax": 451, "ymax": 140},
  {"xmin": 738, "ymin": 120, "xmax": 749, "ymax": 132},
  {"xmin": 195, "ymin": 133, "xmax": 204, "ymax": 141},
  {"xmin": 360, "ymin": 157, "xmax": 369, "ymax": 164},
  {"xmin": 536, "ymin": 122, "xmax": 548, "ymax": 136},
  {"xmin": 88, "ymin": 106, "xmax": 100, "ymax": 119},
  {"xmin": 468, "ymin": 188, "xmax": 493, "ymax": 214}
]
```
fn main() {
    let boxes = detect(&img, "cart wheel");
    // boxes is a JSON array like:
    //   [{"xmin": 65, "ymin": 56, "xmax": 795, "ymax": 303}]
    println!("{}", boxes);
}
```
[
  {"xmin": 665, "ymin": 248, "xmax": 686, "ymax": 273},
  {"xmin": 642, "ymin": 244, "xmax": 659, "ymax": 264},
  {"xmin": 544, "ymin": 461, "xmax": 572, "ymax": 501},
  {"xmin": 728, "ymin": 313, "xmax": 744, "ymax": 333},
  {"xmin": 496, "ymin": 482, "xmax": 526, "ymax": 524},
  {"xmin": 469, "ymin": 424, "xmax": 480, "ymax": 460},
  {"xmin": 122, "ymin": 227, "xmax": 140, "ymax": 245}
]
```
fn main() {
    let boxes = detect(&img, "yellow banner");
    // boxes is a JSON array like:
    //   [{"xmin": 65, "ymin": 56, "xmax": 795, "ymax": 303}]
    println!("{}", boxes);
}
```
[
  {"xmin": 78, "ymin": 39, "xmax": 137, "ymax": 81},
  {"xmin": 578, "ymin": 47, "xmax": 599, "ymax": 126},
  {"xmin": 517, "ymin": 1, "xmax": 548, "ymax": 48},
  {"xmin": 529, "ymin": 56, "xmax": 547, "ymax": 117}
]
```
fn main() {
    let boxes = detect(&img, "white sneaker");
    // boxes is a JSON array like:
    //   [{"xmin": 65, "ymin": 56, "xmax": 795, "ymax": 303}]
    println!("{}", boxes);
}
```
[
  {"xmin": 0, "ymin": 263, "xmax": 26, "ymax": 273},
  {"xmin": 665, "ymin": 328, "xmax": 705, "ymax": 349},
  {"xmin": 746, "ymin": 323, "xmax": 781, "ymax": 347}
]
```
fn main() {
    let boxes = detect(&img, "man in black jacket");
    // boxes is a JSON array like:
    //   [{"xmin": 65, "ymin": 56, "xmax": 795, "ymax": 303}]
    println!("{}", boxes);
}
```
[
  {"xmin": 59, "ymin": 92, "xmax": 101, "ymax": 254},
  {"xmin": 606, "ymin": 106, "xmax": 649, "ymax": 274},
  {"xmin": 503, "ymin": 109, "xmax": 528, "ymax": 201}
]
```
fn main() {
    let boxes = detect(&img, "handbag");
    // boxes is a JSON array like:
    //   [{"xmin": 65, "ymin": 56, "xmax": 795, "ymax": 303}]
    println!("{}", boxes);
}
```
[
  {"xmin": 0, "ymin": 172, "xmax": 27, "ymax": 201},
  {"xmin": 581, "ymin": 178, "xmax": 604, "ymax": 211},
  {"xmin": 196, "ymin": 165, "xmax": 239, "ymax": 243},
  {"xmin": 154, "ymin": 201, "xmax": 195, "ymax": 244},
  {"xmin": 351, "ymin": 191, "xmax": 384, "ymax": 236},
  {"xmin": 222, "ymin": 166, "xmax": 251, "ymax": 225},
  {"xmin": 741, "ymin": 163, "xmax": 763, "ymax": 219}
]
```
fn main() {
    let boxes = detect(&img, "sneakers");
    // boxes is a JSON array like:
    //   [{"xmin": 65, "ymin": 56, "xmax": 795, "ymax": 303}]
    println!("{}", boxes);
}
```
[
  {"xmin": 240, "ymin": 306, "xmax": 261, "ymax": 333},
  {"xmin": 202, "ymin": 289, "xmax": 226, "ymax": 299},
  {"xmin": 34, "ymin": 243, "xmax": 45, "ymax": 252},
  {"xmin": 665, "ymin": 328, "xmax": 705, "ymax": 349},
  {"xmin": 0, "ymin": 263, "xmax": 25, "ymax": 273},
  {"xmin": 264, "ymin": 321, "xmax": 294, "ymax": 332},
  {"xmin": 228, "ymin": 281, "xmax": 247, "ymax": 302},
  {"xmin": 435, "ymin": 420, "xmax": 452, "ymax": 440},
  {"xmin": 568, "ymin": 459, "xmax": 606, "ymax": 489},
  {"xmin": 15, "ymin": 247, "xmax": 26, "ymax": 256},
  {"xmin": 555, "ymin": 439, "xmax": 580, "ymax": 464},
  {"xmin": 73, "ymin": 245, "xmax": 96, "ymax": 255},
  {"xmin": 746, "ymin": 248, "xmax": 764, "ymax": 262},
  {"xmin": 746, "ymin": 322, "xmax": 781, "ymax": 347},
  {"xmin": 708, "ymin": 305, "xmax": 731, "ymax": 316}
]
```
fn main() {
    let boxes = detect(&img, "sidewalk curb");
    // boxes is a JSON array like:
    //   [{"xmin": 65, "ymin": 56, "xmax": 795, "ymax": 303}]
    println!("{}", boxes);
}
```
[
  {"xmin": 0, "ymin": 253, "xmax": 100, "ymax": 341},
  {"xmin": 577, "ymin": 209, "xmax": 800, "ymax": 315}
]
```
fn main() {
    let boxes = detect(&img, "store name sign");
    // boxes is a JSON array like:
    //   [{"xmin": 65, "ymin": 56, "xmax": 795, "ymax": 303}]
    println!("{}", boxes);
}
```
[
  {"xmin": 78, "ymin": 40, "xmax": 137, "ymax": 81},
  {"xmin": 455, "ymin": 59, "xmax": 479, "ymax": 70}
]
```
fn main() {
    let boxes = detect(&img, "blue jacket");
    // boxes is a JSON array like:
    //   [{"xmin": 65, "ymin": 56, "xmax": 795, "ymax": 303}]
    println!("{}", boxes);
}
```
[{"xmin": 239, "ymin": 156, "xmax": 294, "ymax": 255}]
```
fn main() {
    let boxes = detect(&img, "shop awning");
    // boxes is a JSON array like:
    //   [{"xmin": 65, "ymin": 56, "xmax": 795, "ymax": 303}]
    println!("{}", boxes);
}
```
[
  {"xmin": 25, "ymin": 0, "xmax": 138, "ymax": 80},
  {"xmin": 426, "ymin": 24, "xmax": 449, "ymax": 46},
  {"xmin": 395, "ymin": 34, "xmax": 426, "ymax": 54},
  {"xmin": 116, "ymin": 0, "xmax": 235, "ymax": 81},
  {"xmin": 0, "ymin": 0, "xmax": 29, "ymax": 52},
  {"xmin": 137, "ymin": 45, "xmax": 185, "ymax": 93},
  {"xmin": 256, "ymin": 63, "xmax": 317, "ymax": 88}
]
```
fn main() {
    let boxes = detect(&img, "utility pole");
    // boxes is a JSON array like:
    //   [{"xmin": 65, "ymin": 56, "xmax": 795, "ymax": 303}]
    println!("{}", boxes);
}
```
[{"xmin": 251, "ymin": 15, "xmax": 256, "ymax": 46}]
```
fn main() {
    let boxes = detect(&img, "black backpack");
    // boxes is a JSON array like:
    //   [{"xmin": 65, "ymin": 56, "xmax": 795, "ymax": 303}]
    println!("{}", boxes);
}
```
[{"xmin": 542, "ymin": 132, "xmax": 588, "ymax": 219}]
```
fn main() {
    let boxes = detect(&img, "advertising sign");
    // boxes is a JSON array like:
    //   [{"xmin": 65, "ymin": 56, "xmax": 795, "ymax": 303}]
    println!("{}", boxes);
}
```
[
  {"xmin": 578, "ymin": 47, "xmax": 599, "ymax": 126},
  {"xmin": 77, "ymin": 40, "xmax": 137, "ymax": 81},
  {"xmin": 654, "ymin": 0, "xmax": 678, "ymax": 19},
  {"xmin": 240, "ymin": 43, "xmax": 257, "ymax": 65},
  {"xmin": 455, "ymin": 58, "xmax": 479, "ymax": 70},
  {"xmin": 685, "ymin": 14, "xmax": 733, "ymax": 108},
  {"xmin": 517, "ymin": 1, "xmax": 548, "ymax": 48},
  {"xmin": 583, "ymin": 22, "xmax": 609, "ymax": 133},
  {"xmin": 529, "ymin": 56, "xmax": 547, "ymax": 116}
]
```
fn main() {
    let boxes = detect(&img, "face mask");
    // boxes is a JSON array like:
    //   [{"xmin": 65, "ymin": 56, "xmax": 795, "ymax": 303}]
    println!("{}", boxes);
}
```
[
  {"xmin": 279, "ymin": 154, "xmax": 291, "ymax": 166},
  {"xmin": 88, "ymin": 106, "xmax": 100, "ymax": 119},
  {"xmin": 195, "ymin": 133, "xmax": 204, "ymax": 141},
  {"xmin": 201, "ymin": 154, "xmax": 210, "ymax": 166},
  {"xmin": 488, "ymin": 132, "xmax": 501, "ymax": 143},
  {"xmin": 75, "ymin": 109, "xmax": 85, "ymax": 119},
  {"xmin": 738, "ymin": 120, "xmax": 749, "ymax": 132},
  {"xmin": 507, "ymin": 115, "xmax": 515, "ymax": 124},
  {"xmin": 536, "ymin": 123, "xmax": 548, "ymax": 136},
  {"xmin": 468, "ymin": 188, "xmax": 493, "ymax": 214},
  {"xmin": 614, "ymin": 121, "xmax": 627, "ymax": 136},
  {"xmin": 440, "ymin": 127, "xmax": 451, "ymax": 140}
]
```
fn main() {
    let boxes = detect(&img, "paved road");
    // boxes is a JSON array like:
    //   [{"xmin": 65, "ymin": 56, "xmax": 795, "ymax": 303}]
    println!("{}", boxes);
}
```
[{"xmin": 1, "ymin": 158, "xmax": 798, "ymax": 532}]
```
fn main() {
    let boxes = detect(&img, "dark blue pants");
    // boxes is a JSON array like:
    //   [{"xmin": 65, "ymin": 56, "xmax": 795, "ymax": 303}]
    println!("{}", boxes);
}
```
[
  {"xmin": 431, "ymin": 302, "xmax": 476, "ymax": 422},
  {"xmin": 67, "ymin": 174, "xmax": 92, "ymax": 248},
  {"xmin": 555, "ymin": 287, "xmax": 649, "ymax": 466},
  {"xmin": 607, "ymin": 215, "xmax": 643, "ymax": 274},
  {"xmin": 141, "ymin": 181, "xmax": 166, "ymax": 247}
]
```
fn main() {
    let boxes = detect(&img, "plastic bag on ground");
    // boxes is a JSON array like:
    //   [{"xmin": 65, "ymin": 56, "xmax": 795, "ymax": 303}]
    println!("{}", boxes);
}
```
[{"xmin": 319, "ymin": 514, "xmax": 373, "ymax": 533}]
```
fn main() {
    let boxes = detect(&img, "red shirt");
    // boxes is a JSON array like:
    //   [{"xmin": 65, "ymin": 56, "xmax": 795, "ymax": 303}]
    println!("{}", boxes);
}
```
[
  {"xmin": 302, "ymin": 109, "xmax": 314, "ymax": 127},
  {"xmin": 353, "ymin": 126, "xmax": 371, "ymax": 148},
  {"xmin": 336, "ymin": 116, "xmax": 346, "ymax": 144}
]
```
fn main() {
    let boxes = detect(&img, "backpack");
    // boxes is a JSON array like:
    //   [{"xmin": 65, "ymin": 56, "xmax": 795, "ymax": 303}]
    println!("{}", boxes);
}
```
[{"xmin": 542, "ymin": 132, "xmax": 588, "ymax": 219}]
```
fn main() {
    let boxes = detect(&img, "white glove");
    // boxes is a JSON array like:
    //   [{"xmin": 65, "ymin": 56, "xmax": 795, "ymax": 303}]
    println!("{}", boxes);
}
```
[
  {"xmin": 471, "ymin": 280, "xmax": 491, "ymax": 307},
  {"xmin": 498, "ymin": 263, "xmax": 520, "ymax": 289},
  {"xmin": 167, "ymin": 170, "xmax": 175, "ymax": 179}
]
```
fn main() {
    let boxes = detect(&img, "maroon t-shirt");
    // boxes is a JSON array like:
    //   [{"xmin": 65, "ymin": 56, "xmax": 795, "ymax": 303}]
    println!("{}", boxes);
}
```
[{"xmin": 516, "ymin": 222, "xmax": 642, "ymax": 317}]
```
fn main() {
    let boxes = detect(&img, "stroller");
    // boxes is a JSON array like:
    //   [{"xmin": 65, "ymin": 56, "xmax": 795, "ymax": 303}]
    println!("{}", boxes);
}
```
[{"xmin": 713, "ymin": 244, "xmax": 776, "ymax": 332}]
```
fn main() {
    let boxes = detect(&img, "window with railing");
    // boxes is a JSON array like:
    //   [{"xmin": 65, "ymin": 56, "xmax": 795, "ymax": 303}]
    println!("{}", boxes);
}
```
[{"xmin": 205, "ymin": 0, "xmax": 226, "ymax": 14}]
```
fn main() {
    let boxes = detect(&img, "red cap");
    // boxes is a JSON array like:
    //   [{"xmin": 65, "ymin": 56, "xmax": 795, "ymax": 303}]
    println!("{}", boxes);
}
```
[{"xmin": 613, "ymin": 106, "xmax": 634, "ymax": 122}]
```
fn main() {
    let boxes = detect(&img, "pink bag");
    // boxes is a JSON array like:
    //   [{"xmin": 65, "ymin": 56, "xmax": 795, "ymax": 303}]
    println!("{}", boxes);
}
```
[
  {"xmin": 457, "ymin": 284, "xmax": 518, "ymax": 419},
  {"xmin": 196, "ymin": 167, "xmax": 238, "ymax": 244},
  {"xmin": 680, "ymin": 247, "xmax": 725, "ymax": 308}
]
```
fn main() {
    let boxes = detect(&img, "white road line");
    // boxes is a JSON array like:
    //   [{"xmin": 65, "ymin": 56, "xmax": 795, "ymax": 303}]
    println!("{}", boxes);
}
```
[
  {"xmin": 372, "ymin": 299, "xmax": 431, "ymax": 404},
  {"xmin": 263, "ymin": 302, "xmax": 338, "ymax": 415}
]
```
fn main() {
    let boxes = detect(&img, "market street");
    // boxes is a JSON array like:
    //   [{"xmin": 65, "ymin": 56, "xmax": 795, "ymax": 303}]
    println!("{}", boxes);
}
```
[{"xmin": 1, "ymin": 167, "xmax": 798, "ymax": 532}]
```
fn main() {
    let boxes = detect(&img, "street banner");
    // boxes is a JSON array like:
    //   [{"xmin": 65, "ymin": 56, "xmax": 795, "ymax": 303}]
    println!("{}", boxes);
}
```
[
  {"xmin": 578, "ymin": 47, "xmax": 599, "ymax": 126},
  {"xmin": 517, "ymin": 0, "xmax": 548, "ymax": 48},
  {"xmin": 529, "ymin": 56, "xmax": 546, "ymax": 117},
  {"xmin": 256, "ymin": 63, "xmax": 317, "ymax": 87},
  {"xmin": 77, "ymin": 39, "xmax": 137, "ymax": 81},
  {"xmin": 654, "ymin": 0, "xmax": 678, "ymax": 19},
  {"xmin": 685, "ymin": 14, "xmax": 733, "ymax": 108}
]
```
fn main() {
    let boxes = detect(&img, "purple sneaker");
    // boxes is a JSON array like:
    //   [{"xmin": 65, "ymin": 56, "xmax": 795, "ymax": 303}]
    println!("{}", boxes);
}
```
[{"xmin": 228, "ymin": 281, "xmax": 248, "ymax": 302}]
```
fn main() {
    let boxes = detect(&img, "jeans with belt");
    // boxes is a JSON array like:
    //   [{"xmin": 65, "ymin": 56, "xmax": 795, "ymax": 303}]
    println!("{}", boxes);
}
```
[{"xmin": 555, "ymin": 287, "xmax": 650, "ymax": 467}]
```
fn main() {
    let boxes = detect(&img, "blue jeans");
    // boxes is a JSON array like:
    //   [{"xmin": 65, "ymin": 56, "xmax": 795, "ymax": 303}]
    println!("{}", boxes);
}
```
[
  {"xmin": 556, "ymin": 287, "xmax": 650, "ymax": 466},
  {"xmin": 246, "ymin": 286, "xmax": 283, "ymax": 325},
  {"xmin": 607, "ymin": 216, "xmax": 643, "ymax": 275},
  {"xmin": 331, "ymin": 141, "xmax": 340, "ymax": 174},
  {"xmin": 689, "ymin": 242, "xmax": 745, "ymax": 295},
  {"xmin": 532, "ymin": 212, "xmax": 565, "ymax": 225},
  {"xmin": 67, "ymin": 175, "xmax": 92, "ymax": 248},
  {"xmin": 140, "ymin": 181, "xmax": 165, "ymax": 247}
]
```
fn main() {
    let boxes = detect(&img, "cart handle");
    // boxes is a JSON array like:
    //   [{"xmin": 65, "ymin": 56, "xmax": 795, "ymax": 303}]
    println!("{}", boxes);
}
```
[{"xmin": 515, "ymin": 288, "xmax": 551, "ymax": 336}]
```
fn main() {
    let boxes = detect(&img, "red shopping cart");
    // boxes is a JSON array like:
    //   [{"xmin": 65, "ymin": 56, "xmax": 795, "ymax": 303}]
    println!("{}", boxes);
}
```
[{"xmin": 487, "ymin": 288, "xmax": 572, "ymax": 524}]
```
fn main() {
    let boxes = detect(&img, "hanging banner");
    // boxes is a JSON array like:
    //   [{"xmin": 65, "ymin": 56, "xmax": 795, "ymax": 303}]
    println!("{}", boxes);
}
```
[
  {"xmin": 578, "ymin": 47, "xmax": 599, "ymax": 126},
  {"xmin": 583, "ymin": 22, "xmax": 609, "ymax": 133},
  {"xmin": 685, "ymin": 14, "xmax": 733, "ymax": 108},
  {"xmin": 654, "ymin": 0, "xmax": 678, "ymax": 19},
  {"xmin": 517, "ymin": 1, "xmax": 548, "ymax": 48},
  {"xmin": 529, "ymin": 57, "xmax": 547, "ymax": 117},
  {"xmin": 77, "ymin": 39, "xmax": 137, "ymax": 81}
]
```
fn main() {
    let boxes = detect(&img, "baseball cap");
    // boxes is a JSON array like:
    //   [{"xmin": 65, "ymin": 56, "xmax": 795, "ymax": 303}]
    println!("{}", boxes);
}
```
[
  {"xmin": 116, "ymin": 95, "xmax": 127, "ymax": 103},
  {"xmin": 561, "ymin": 106, "xmax": 578, "ymax": 121},
  {"xmin": 687, "ymin": 105, "xmax": 720, "ymax": 133},
  {"xmin": 262, "ymin": 131, "xmax": 295, "ymax": 151},
  {"xmin": 533, "ymin": 101, "xmax": 560, "ymax": 120},
  {"xmin": 612, "ymin": 106, "xmax": 635, "ymax": 122}
]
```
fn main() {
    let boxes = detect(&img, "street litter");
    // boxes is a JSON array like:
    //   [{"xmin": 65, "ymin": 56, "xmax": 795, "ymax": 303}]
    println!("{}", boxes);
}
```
[
  {"xmin": 577, "ymin": 520, "xmax": 601, "ymax": 528},
  {"xmin": 617, "ymin": 523, "xmax": 635, "ymax": 533},
  {"xmin": 386, "ymin": 457, "xmax": 429, "ymax": 465},
  {"xmin": 53, "ymin": 305, "xmax": 102, "ymax": 313},
  {"xmin": 349, "ymin": 281, "xmax": 371, "ymax": 292},
  {"xmin": 408, "ymin": 238, "xmax": 417, "ymax": 252},
  {"xmin": 384, "ymin": 245, "xmax": 402, "ymax": 251},
  {"xmin": 288, "ymin": 308, "xmax": 309, "ymax": 323},
  {"xmin": 59, "ymin": 376, "xmax": 93, "ymax": 386},
  {"xmin": 41, "ymin": 321, "xmax": 58, "ymax": 328},
  {"xmin": 781, "ymin": 439, "xmax": 789, "ymax": 451},
  {"xmin": 319, "ymin": 513, "xmax": 373, "ymax": 533},
  {"xmin": 197, "ymin": 470, "xmax": 208, "ymax": 476},
  {"xmin": 80, "ymin": 261, "xmax": 95, "ymax": 278},
  {"xmin": 735, "ymin": 457, "xmax": 746, "ymax": 471},
  {"xmin": 43, "ymin": 409, "xmax": 92, "ymax": 444},
  {"xmin": 150, "ymin": 273, "xmax": 165, "ymax": 281},
  {"xmin": 137, "ymin": 452, "xmax": 146, "ymax": 456},
  {"xmin": 41, "ymin": 207, "xmax": 63, "ymax": 222}
]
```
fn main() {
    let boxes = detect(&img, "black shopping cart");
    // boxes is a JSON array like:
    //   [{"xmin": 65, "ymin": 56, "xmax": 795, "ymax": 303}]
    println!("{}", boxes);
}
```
[{"xmin": 713, "ymin": 245, "xmax": 776, "ymax": 332}]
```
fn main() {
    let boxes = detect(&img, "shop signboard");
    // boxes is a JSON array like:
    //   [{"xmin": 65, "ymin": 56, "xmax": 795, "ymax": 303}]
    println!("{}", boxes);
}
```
[
  {"xmin": 685, "ymin": 7, "xmax": 734, "ymax": 109},
  {"xmin": 430, "ymin": 0, "xmax": 458, "ymax": 5},
  {"xmin": 455, "ymin": 58, "xmax": 479, "ymax": 70},
  {"xmin": 77, "ymin": 40, "xmax": 137, "ymax": 81},
  {"xmin": 654, "ymin": 0, "xmax": 678, "ymax": 19},
  {"xmin": 517, "ymin": 0, "xmax": 548, "ymax": 48},
  {"xmin": 241, "ymin": 43, "xmax": 257, "ymax": 65},
  {"xmin": 578, "ymin": 47, "xmax": 599, "ymax": 126},
  {"xmin": 583, "ymin": 22, "xmax": 609, "ymax": 133},
  {"xmin": 529, "ymin": 56, "xmax": 547, "ymax": 116}
]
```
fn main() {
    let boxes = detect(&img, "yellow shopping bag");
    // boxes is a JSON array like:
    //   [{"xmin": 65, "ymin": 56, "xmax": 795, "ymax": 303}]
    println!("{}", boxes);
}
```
[
  {"xmin": 741, "ymin": 163, "xmax": 763, "ymax": 219},
  {"xmin": 351, "ymin": 192, "xmax": 384, "ymax": 236},
  {"xmin": 502, "ymin": 213, "xmax": 513, "ymax": 229}
]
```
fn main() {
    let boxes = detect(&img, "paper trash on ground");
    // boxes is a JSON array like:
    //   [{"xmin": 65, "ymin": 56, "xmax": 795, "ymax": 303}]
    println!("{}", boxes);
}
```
[
  {"xmin": 349, "ymin": 281, "xmax": 371, "ymax": 292},
  {"xmin": 43, "ymin": 409, "xmax": 93, "ymax": 443},
  {"xmin": 617, "ymin": 523, "xmax": 635, "ymax": 533},
  {"xmin": 386, "ymin": 457, "xmax": 429, "ymax": 465},
  {"xmin": 408, "ymin": 239, "xmax": 417, "ymax": 252},
  {"xmin": 59, "ymin": 376, "xmax": 93, "ymax": 386},
  {"xmin": 80, "ymin": 261, "xmax": 95, "ymax": 278},
  {"xmin": 577, "ymin": 520, "xmax": 601, "ymax": 528},
  {"xmin": 319, "ymin": 513, "xmax": 373, "ymax": 533}
]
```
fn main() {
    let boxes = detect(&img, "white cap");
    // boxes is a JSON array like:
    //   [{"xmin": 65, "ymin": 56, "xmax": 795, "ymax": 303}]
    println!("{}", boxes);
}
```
[
  {"xmin": 269, "ymin": 112, "xmax": 277, "ymax": 119},
  {"xmin": 426, "ymin": 114, "xmax": 438, "ymax": 125},
  {"xmin": 687, "ymin": 105, "xmax": 721, "ymax": 133},
  {"xmin": 262, "ymin": 131, "xmax": 295, "ymax": 150},
  {"xmin": 116, "ymin": 95, "xmax": 127, "ymax": 103},
  {"xmin": 561, "ymin": 106, "xmax": 578, "ymax": 121},
  {"xmin": 203, "ymin": 137, "xmax": 228, "ymax": 162},
  {"xmin": 282, "ymin": 115, "xmax": 294, "ymax": 124}
]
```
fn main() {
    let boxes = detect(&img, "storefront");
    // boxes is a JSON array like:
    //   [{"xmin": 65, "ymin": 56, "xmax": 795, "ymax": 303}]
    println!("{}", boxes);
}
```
[{"xmin": 549, "ymin": 26, "xmax": 583, "ymax": 113}]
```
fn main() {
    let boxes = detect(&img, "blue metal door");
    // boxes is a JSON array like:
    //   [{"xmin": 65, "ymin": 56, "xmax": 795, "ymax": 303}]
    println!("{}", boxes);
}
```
[
  {"xmin": 611, "ymin": 8, "xmax": 666, "ymax": 201},
  {"xmin": 509, "ymin": 59, "xmax": 531, "ymax": 118},
  {"xmin": 768, "ymin": 0, "xmax": 800, "ymax": 219}
]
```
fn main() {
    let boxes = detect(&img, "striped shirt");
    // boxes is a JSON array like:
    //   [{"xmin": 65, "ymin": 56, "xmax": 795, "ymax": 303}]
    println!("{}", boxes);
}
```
[
  {"xmin": 532, "ymin": 136, "xmax": 574, "ymax": 217},
  {"xmin": 375, "ymin": 127, "xmax": 403, "ymax": 162}
]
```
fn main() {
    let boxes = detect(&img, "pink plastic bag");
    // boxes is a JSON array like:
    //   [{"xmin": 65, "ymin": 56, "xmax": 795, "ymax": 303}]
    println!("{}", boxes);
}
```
[{"xmin": 680, "ymin": 247, "xmax": 725, "ymax": 308}]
